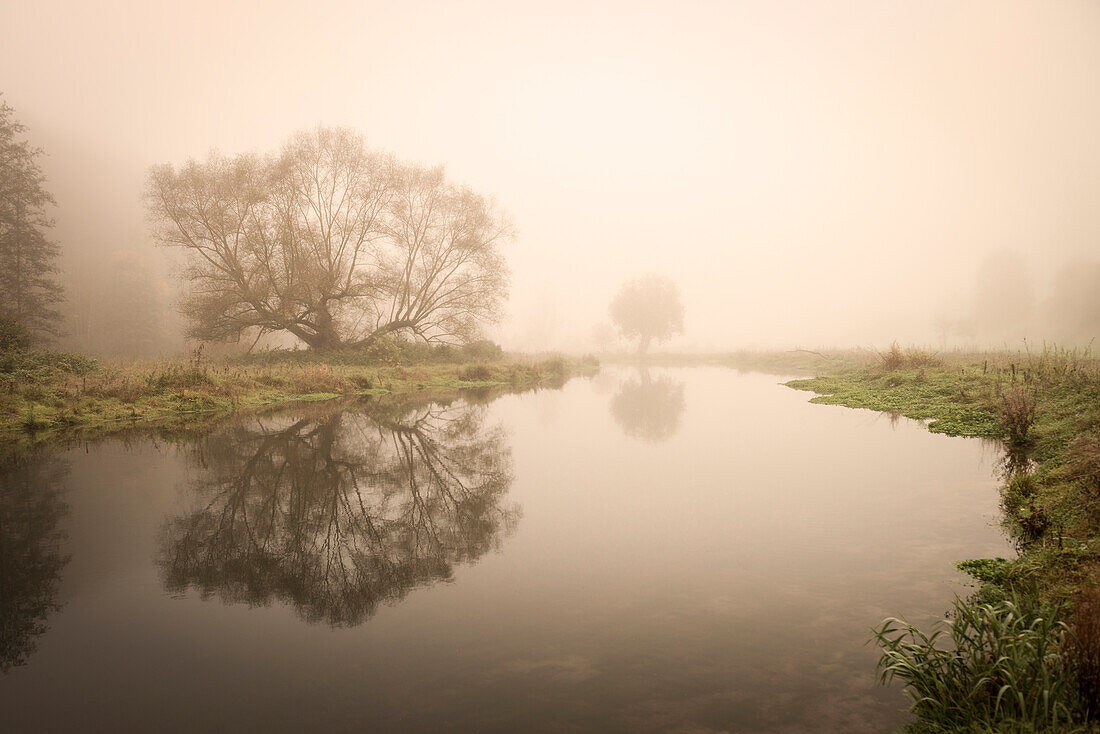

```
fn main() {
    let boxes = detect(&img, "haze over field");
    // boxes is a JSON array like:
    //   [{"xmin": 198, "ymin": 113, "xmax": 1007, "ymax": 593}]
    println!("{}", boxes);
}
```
[{"xmin": 2, "ymin": 0, "xmax": 1099, "ymax": 353}]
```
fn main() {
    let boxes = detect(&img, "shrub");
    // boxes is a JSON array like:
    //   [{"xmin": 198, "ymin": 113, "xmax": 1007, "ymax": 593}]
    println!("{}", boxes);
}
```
[
  {"xmin": 52, "ymin": 352, "xmax": 98, "ymax": 376},
  {"xmin": 877, "ymin": 342, "xmax": 942, "ymax": 372},
  {"xmin": 955, "ymin": 557, "xmax": 1013, "ymax": 586},
  {"xmin": 540, "ymin": 357, "xmax": 567, "ymax": 376},
  {"xmin": 904, "ymin": 347, "xmax": 941, "ymax": 369},
  {"xmin": 0, "ymin": 349, "xmax": 98, "ymax": 377},
  {"xmin": 461, "ymin": 339, "xmax": 503, "ymax": 362},
  {"xmin": 0, "ymin": 315, "xmax": 32, "ymax": 351},
  {"xmin": 1002, "ymin": 471, "xmax": 1038, "ymax": 517},
  {"xmin": 874, "ymin": 595, "xmax": 1074, "ymax": 729},
  {"xmin": 1017, "ymin": 502, "xmax": 1051, "ymax": 544},
  {"xmin": 458, "ymin": 364, "xmax": 494, "ymax": 382},
  {"xmin": 432, "ymin": 343, "xmax": 457, "ymax": 362},
  {"xmin": 21, "ymin": 406, "xmax": 51, "ymax": 432}
]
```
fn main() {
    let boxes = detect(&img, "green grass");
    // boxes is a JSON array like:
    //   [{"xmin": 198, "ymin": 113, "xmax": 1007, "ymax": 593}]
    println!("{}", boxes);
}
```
[
  {"xmin": 0, "ymin": 348, "xmax": 594, "ymax": 445},
  {"xmin": 787, "ymin": 367, "xmax": 1003, "ymax": 437}
]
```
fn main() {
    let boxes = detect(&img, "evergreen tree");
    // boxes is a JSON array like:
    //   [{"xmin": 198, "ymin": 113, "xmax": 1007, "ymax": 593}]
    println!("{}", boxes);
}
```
[{"xmin": 0, "ymin": 96, "xmax": 64, "ymax": 341}]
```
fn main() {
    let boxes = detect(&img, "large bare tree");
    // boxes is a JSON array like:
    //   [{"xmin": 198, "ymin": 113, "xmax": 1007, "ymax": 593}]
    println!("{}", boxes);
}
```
[{"xmin": 145, "ymin": 127, "xmax": 511, "ymax": 350}]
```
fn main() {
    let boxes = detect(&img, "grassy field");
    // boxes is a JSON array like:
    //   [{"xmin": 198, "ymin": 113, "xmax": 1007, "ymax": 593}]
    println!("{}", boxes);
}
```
[
  {"xmin": 0, "ymin": 346, "xmax": 598, "ymax": 448},
  {"xmin": 774, "ymin": 344, "xmax": 1100, "ymax": 731}
]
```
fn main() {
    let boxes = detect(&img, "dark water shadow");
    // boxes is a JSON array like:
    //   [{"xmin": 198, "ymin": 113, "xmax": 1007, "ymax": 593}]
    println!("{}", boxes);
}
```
[
  {"xmin": 609, "ymin": 369, "xmax": 686, "ymax": 442},
  {"xmin": 157, "ymin": 396, "xmax": 517, "ymax": 626},
  {"xmin": 0, "ymin": 450, "xmax": 70, "ymax": 673}
]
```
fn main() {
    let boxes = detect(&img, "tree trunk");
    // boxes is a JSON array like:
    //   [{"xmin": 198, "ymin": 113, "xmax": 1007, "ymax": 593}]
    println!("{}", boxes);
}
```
[
  {"xmin": 298, "ymin": 327, "xmax": 340, "ymax": 351},
  {"xmin": 294, "ymin": 318, "xmax": 419, "ymax": 351},
  {"xmin": 349, "ymin": 319, "xmax": 419, "ymax": 350},
  {"xmin": 295, "ymin": 306, "xmax": 343, "ymax": 350}
]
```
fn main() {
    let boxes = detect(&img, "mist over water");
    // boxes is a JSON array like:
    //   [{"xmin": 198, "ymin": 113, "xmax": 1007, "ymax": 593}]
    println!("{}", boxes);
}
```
[{"xmin": 2, "ymin": 0, "xmax": 1099, "ymax": 355}]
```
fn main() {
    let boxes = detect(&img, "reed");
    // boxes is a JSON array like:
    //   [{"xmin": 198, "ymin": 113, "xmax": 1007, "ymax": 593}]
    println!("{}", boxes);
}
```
[
  {"xmin": 873, "ymin": 595, "xmax": 1077, "ymax": 730},
  {"xmin": 1000, "ymin": 386, "xmax": 1037, "ymax": 448}
]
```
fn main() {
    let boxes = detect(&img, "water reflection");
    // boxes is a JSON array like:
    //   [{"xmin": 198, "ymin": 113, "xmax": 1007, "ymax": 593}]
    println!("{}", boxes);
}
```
[
  {"xmin": 0, "ymin": 451, "xmax": 69, "ymax": 672},
  {"xmin": 991, "ymin": 439, "xmax": 1045, "ymax": 550},
  {"xmin": 159, "ymin": 399, "xmax": 516, "ymax": 625},
  {"xmin": 610, "ymin": 369, "xmax": 686, "ymax": 442}
]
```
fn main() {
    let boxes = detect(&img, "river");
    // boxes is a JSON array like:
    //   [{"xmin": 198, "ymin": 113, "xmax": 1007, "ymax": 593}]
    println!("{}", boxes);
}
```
[{"xmin": 0, "ymin": 366, "xmax": 1012, "ymax": 733}]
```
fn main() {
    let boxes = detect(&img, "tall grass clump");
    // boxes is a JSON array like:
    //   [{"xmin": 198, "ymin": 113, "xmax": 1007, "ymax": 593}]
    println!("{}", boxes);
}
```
[
  {"xmin": 1024, "ymin": 343, "xmax": 1100, "ymax": 388},
  {"xmin": 879, "ymin": 341, "xmax": 906, "ymax": 371},
  {"xmin": 1000, "ymin": 386, "xmax": 1037, "ymax": 448},
  {"xmin": 904, "ymin": 347, "xmax": 941, "ymax": 369},
  {"xmin": 999, "ymin": 470, "xmax": 1053, "ymax": 544},
  {"xmin": 458, "ymin": 363, "xmax": 494, "ymax": 382},
  {"xmin": 877, "ymin": 341, "xmax": 942, "ymax": 372},
  {"xmin": 874, "ymin": 595, "xmax": 1078, "ymax": 729},
  {"xmin": 146, "ymin": 363, "xmax": 212, "ymax": 391}
]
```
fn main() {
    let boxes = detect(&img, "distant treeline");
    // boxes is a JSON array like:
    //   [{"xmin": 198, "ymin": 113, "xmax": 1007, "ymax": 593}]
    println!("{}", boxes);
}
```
[{"xmin": 935, "ymin": 250, "xmax": 1100, "ymax": 347}]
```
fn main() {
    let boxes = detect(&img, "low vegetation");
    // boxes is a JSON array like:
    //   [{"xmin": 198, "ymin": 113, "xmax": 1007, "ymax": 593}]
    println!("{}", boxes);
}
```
[
  {"xmin": 786, "ymin": 344, "xmax": 1100, "ymax": 731},
  {"xmin": 0, "ymin": 338, "xmax": 596, "ymax": 446},
  {"xmin": 874, "ymin": 594, "xmax": 1077, "ymax": 729}
]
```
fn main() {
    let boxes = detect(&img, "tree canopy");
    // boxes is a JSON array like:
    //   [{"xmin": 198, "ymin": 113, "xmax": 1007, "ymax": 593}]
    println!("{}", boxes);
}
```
[
  {"xmin": 609, "ymin": 274, "xmax": 684, "ymax": 354},
  {"xmin": 0, "ymin": 97, "xmax": 65, "ymax": 341},
  {"xmin": 146, "ymin": 127, "xmax": 511, "ymax": 350}
]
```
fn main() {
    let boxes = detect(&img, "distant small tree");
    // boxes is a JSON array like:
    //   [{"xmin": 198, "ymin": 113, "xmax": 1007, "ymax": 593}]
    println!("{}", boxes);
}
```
[
  {"xmin": 609, "ymin": 274, "xmax": 684, "ymax": 355},
  {"xmin": 0, "ymin": 97, "xmax": 65, "ymax": 341}
]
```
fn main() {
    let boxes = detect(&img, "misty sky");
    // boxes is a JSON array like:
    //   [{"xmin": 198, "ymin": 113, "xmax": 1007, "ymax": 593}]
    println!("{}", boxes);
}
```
[{"xmin": 3, "ymin": 0, "xmax": 1099, "ymax": 351}]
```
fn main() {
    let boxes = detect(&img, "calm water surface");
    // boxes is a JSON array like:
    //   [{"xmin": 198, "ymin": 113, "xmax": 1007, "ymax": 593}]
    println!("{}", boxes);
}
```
[{"xmin": 0, "ymin": 367, "xmax": 1011, "ymax": 733}]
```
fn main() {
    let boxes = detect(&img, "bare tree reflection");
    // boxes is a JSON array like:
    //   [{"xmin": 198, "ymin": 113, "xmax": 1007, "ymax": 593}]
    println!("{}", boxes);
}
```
[
  {"xmin": 159, "ymin": 399, "xmax": 516, "ymax": 625},
  {"xmin": 0, "ymin": 452, "xmax": 69, "ymax": 672},
  {"xmin": 610, "ymin": 370, "xmax": 686, "ymax": 442}
]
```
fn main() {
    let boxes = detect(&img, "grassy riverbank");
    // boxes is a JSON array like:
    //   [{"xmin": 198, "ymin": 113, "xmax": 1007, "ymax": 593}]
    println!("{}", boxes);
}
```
[
  {"xmin": 0, "ymin": 346, "xmax": 598, "ymax": 447},
  {"xmin": 783, "ymin": 345, "xmax": 1100, "ymax": 731},
  {"xmin": 597, "ymin": 348, "xmax": 870, "ymax": 376}
]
